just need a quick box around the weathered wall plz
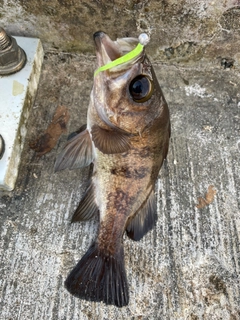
[1,0,240,65]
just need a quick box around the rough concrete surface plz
[0,50,240,319]
[0,0,240,319]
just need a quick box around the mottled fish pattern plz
[55,31,170,307]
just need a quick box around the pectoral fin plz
[91,124,131,154]
[126,189,157,241]
[54,128,94,172]
[67,124,87,140]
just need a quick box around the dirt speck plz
[196,185,217,209]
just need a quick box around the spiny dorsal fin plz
[65,242,129,307]
[126,189,157,241]
[91,124,131,154]
[54,128,93,172]
[71,182,99,222]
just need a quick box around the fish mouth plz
[93,31,140,71]
[94,31,121,66]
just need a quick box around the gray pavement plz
[0,52,240,319]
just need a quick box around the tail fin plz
[64,242,129,307]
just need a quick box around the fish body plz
[55,32,170,307]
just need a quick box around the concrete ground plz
[0,51,240,319]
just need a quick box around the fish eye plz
[129,75,153,103]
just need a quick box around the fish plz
[54,31,170,307]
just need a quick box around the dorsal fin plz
[54,128,94,172]
[126,189,157,241]
[91,124,131,154]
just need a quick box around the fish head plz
[93,31,167,135]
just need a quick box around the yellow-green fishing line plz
[94,42,144,77]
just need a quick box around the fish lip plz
[93,31,122,67]
[93,31,106,50]
[93,31,104,40]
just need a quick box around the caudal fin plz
[64,242,129,307]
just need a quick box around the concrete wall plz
[1,0,240,65]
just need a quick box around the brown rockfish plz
[54,31,170,307]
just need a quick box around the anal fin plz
[126,189,157,241]
[71,182,99,222]
[91,124,131,154]
[54,128,93,172]
[65,242,129,307]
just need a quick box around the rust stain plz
[29,105,69,156]
[196,185,217,209]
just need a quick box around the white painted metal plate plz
[0,37,43,191]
